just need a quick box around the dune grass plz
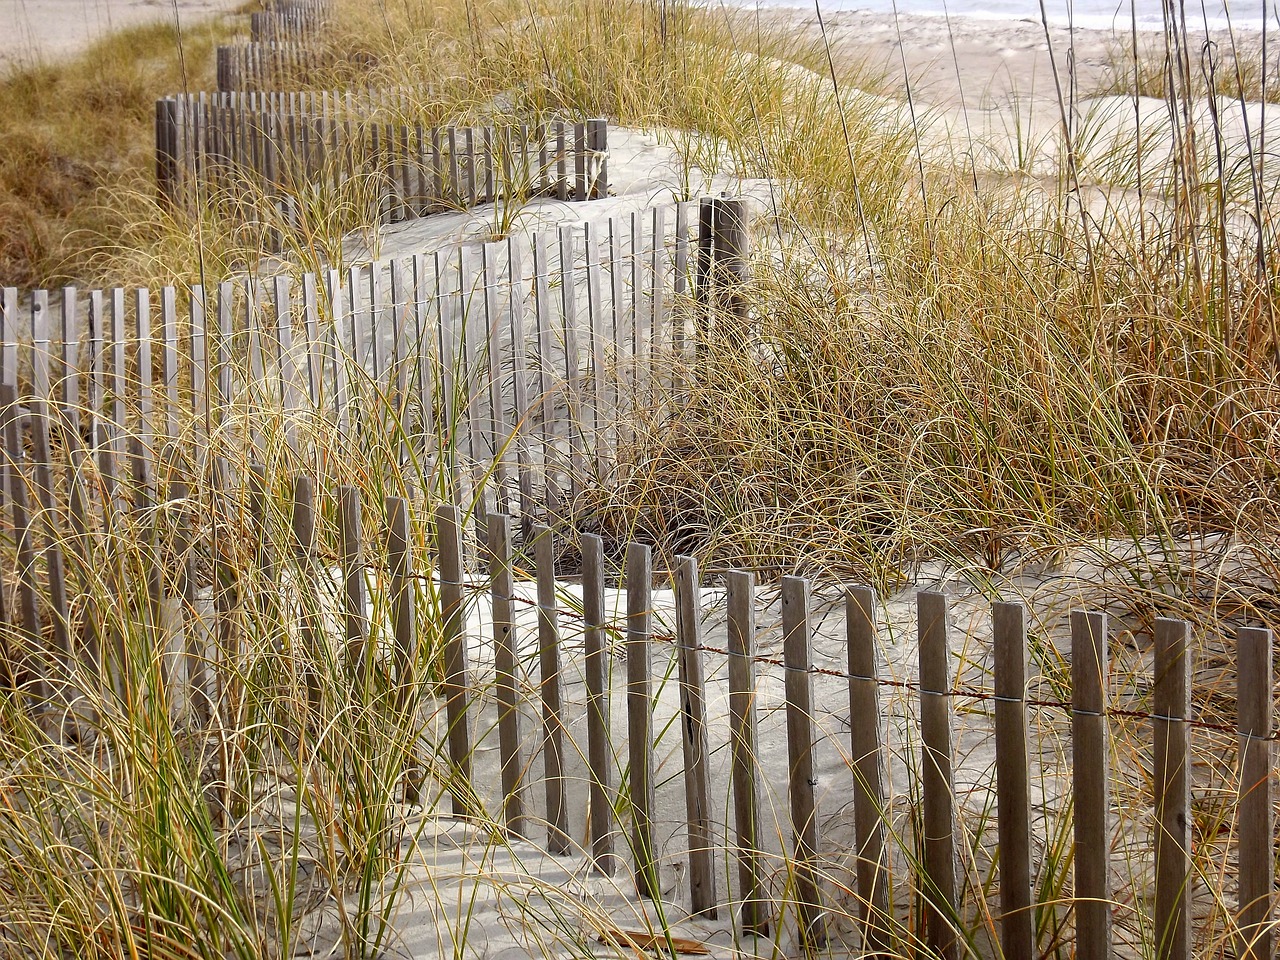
[1,0,1279,956]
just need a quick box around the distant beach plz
[0,0,242,73]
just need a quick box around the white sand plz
[0,0,242,73]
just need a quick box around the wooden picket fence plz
[0,192,1275,959]
[250,0,328,42]
[154,91,609,246]
[415,515,1276,960]
[0,196,745,534]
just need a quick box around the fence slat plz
[582,533,618,874]
[674,554,716,917]
[918,590,958,960]
[626,541,658,899]
[386,495,420,802]
[1153,618,1190,960]
[534,523,570,854]
[727,570,767,935]
[435,502,473,817]
[846,586,891,955]
[992,601,1033,960]
[782,576,825,949]
[1236,625,1273,960]
[1072,609,1113,960]
[488,512,525,837]
[290,475,323,716]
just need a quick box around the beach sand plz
[0,0,243,73]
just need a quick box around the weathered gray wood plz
[782,576,825,949]
[161,286,180,442]
[726,570,767,934]
[711,196,750,323]
[247,463,279,627]
[846,586,891,956]
[27,398,73,698]
[1072,609,1113,960]
[534,523,570,854]
[435,502,474,817]
[1153,618,1190,960]
[386,495,421,803]
[626,541,658,899]
[488,512,525,837]
[338,485,370,692]
[1236,626,1273,960]
[918,590,958,960]
[273,275,299,455]
[533,232,557,514]
[584,222,608,478]
[587,118,607,198]
[674,555,716,917]
[0,287,14,388]
[505,242,534,538]
[558,226,584,494]
[290,475,322,716]
[992,601,1034,960]
[582,533,618,874]
[2,383,49,708]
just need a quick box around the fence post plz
[290,475,323,716]
[386,495,421,804]
[534,523,570,854]
[435,502,474,817]
[1153,618,1191,960]
[992,601,1034,960]
[727,569,768,935]
[587,118,607,199]
[918,590,958,960]
[156,98,179,207]
[627,541,658,899]
[582,533,619,874]
[711,196,749,324]
[782,575,825,949]
[1236,626,1273,960]
[488,512,526,837]
[338,486,370,692]
[846,586,891,955]
[1072,610,1112,960]
[674,555,717,917]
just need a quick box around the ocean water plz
[755,0,1272,32]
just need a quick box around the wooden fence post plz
[386,495,422,804]
[782,575,826,950]
[1072,609,1113,960]
[674,554,716,917]
[727,569,768,935]
[435,502,474,818]
[992,601,1034,960]
[488,512,525,837]
[846,586,891,955]
[1153,618,1191,960]
[582,533,619,874]
[586,118,608,199]
[338,486,371,693]
[1236,626,1273,960]
[710,196,749,324]
[627,541,658,899]
[534,523,570,853]
[290,475,323,716]
[918,590,958,960]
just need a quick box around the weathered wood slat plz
[1153,618,1190,960]
[626,541,657,899]
[846,586,891,956]
[918,590,958,960]
[674,555,716,917]
[992,601,1034,960]
[726,570,767,934]
[582,533,618,875]
[534,523,570,854]
[1072,609,1113,960]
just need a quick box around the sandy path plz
[1,0,243,73]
